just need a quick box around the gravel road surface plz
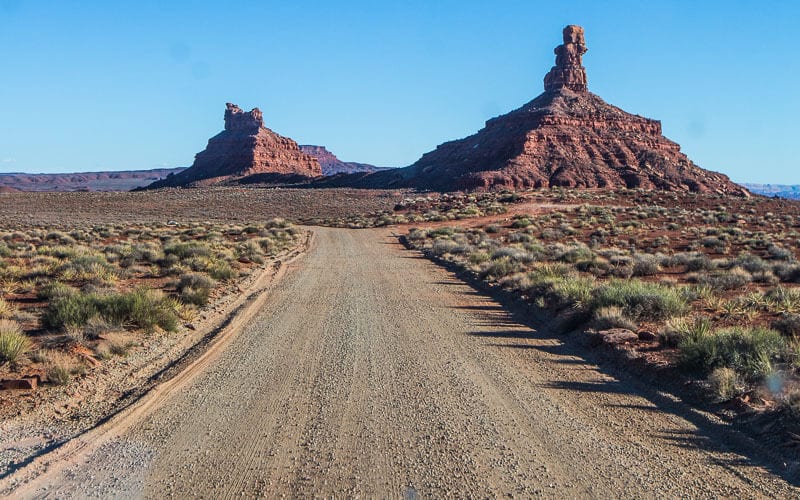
[8,228,797,498]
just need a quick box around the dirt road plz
[6,228,797,497]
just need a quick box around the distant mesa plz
[299,145,389,176]
[0,168,185,192]
[142,103,322,189]
[351,25,748,195]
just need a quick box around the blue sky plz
[0,1,797,183]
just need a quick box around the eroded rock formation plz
[544,25,589,92]
[354,25,747,195]
[144,103,321,188]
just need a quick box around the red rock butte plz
[356,25,748,195]
[144,103,321,188]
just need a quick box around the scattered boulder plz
[592,328,640,347]
[637,330,659,342]
[1,377,38,390]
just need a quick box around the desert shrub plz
[507,232,531,243]
[735,254,771,274]
[556,245,595,264]
[700,236,727,253]
[83,316,112,340]
[491,246,533,263]
[42,293,99,329]
[58,255,117,283]
[772,314,800,338]
[0,297,14,319]
[177,273,216,306]
[265,218,290,229]
[37,281,76,300]
[511,218,532,229]
[767,244,794,261]
[593,306,637,331]
[428,227,455,238]
[485,224,501,234]
[406,228,427,241]
[431,238,461,256]
[774,263,800,283]
[0,320,30,363]
[632,253,661,277]
[685,254,713,272]
[550,276,595,310]
[707,367,742,401]
[237,240,264,264]
[591,280,688,321]
[751,270,779,285]
[209,261,236,281]
[164,242,212,260]
[104,332,136,356]
[467,251,490,265]
[46,352,75,386]
[679,326,787,381]
[479,257,522,280]
[43,289,179,332]
[696,267,752,291]
[102,289,179,332]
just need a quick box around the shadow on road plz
[438,261,800,487]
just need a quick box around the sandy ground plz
[2,228,797,497]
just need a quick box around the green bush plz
[209,261,236,281]
[679,326,787,381]
[164,242,212,260]
[43,289,179,332]
[177,273,216,306]
[43,292,99,329]
[590,280,688,321]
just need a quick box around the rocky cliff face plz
[144,103,321,189]
[299,145,387,175]
[354,26,747,196]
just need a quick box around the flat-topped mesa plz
[224,103,264,132]
[544,25,588,92]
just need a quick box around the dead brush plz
[45,351,76,385]
[101,332,136,357]
[0,297,16,319]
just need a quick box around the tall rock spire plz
[543,25,588,92]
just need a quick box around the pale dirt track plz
[7,228,798,498]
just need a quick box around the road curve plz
[10,228,797,498]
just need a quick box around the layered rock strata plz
[353,26,746,195]
[144,103,320,188]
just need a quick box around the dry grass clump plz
[0,320,30,363]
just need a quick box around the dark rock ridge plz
[350,25,747,195]
[299,145,388,175]
[0,168,185,192]
[143,103,321,189]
